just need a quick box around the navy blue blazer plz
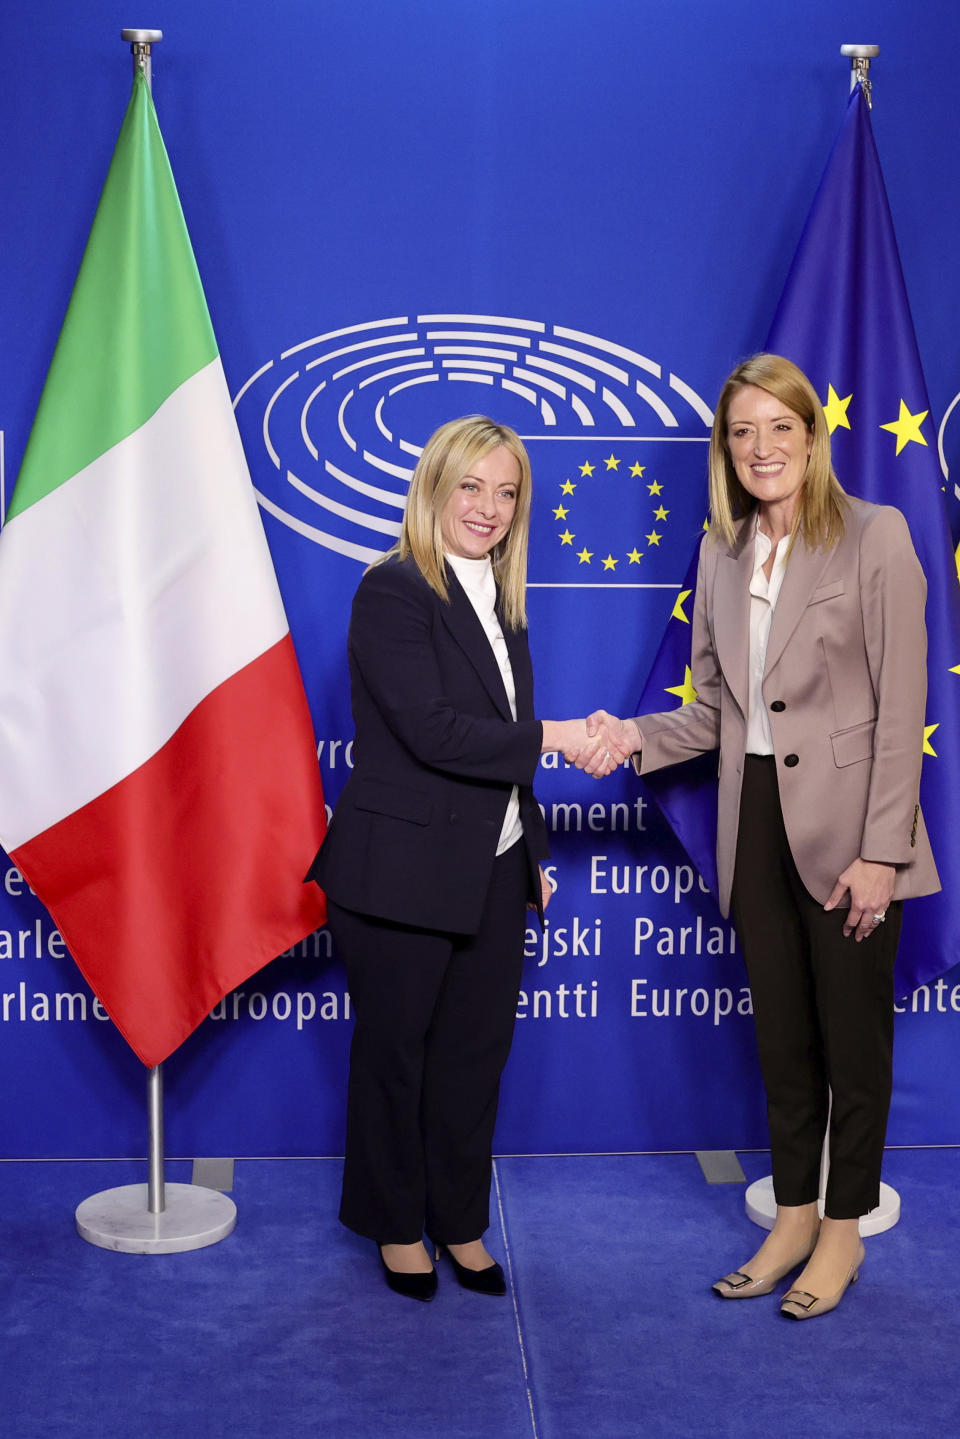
[308,554,549,934]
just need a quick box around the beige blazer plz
[635,497,940,917]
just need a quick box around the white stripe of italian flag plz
[0,73,326,1066]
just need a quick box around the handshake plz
[541,711,641,779]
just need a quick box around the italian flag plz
[0,73,327,1067]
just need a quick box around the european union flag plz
[526,441,706,586]
[637,83,960,995]
[634,541,720,896]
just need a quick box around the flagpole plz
[742,41,901,1243]
[840,43,879,104]
[121,27,163,85]
[147,1061,164,1215]
[75,28,237,1253]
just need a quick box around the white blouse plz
[745,518,790,755]
[445,553,524,855]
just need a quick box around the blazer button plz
[784,754,799,767]
[448,811,459,823]
[770,700,786,713]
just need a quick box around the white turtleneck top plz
[445,552,523,855]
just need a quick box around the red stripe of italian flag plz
[0,73,326,1066]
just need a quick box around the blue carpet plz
[1,1152,958,1437]
[499,1149,960,1439]
[0,1159,532,1438]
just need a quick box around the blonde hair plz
[708,353,848,551]
[379,415,532,629]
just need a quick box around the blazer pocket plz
[808,577,845,605]
[353,778,432,825]
[830,718,875,768]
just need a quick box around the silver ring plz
[604,749,611,762]
[873,911,886,924]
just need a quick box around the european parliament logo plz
[939,383,960,508]
[232,313,713,584]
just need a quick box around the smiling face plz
[726,384,813,530]
[439,444,520,560]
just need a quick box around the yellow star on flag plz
[560,479,576,495]
[577,546,593,564]
[630,462,645,477]
[604,455,620,471]
[880,400,929,456]
[671,588,692,623]
[553,504,569,521]
[653,505,669,521]
[647,480,663,496]
[602,554,618,571]
[823,384,853,434]
[665,666,698,706]
[559,529,574,546]
[950,662,960,676]
[627,548,643,564]
[645,530,662,547]
[579,461,595,477]
[923,723,939,757]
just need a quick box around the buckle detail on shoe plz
[782,1289,817,1311]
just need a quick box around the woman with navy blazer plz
[585,356,939,1320]
[308,415,595,1301]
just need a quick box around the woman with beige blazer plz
[584,354,939,1321]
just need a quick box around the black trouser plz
[730,755,902,1220]
[327,840,529,1245]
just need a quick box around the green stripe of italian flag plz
[0,73,326,1066]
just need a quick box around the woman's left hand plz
[528,865,553,913]
[824,858,896,942]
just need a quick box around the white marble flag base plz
[76,1182,237,1254]
[744,1175,900,1237]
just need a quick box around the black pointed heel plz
[378,1246,438,1302]
[434,1243,507,1296]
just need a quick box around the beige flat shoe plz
[780,1240,865,1320]
[712,1240,817,1299]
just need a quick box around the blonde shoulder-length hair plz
[375,414,533,630]
[708,353,848,551]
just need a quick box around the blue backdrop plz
[1,0,958,1159]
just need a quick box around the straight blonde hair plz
[708,354,848,551]
[378,415,532,629]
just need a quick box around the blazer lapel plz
[712,519,753,717]
[440,569,514,721]
[763,535,834,678]
[502,611,534,721]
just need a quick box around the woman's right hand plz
[541,714,640,777]
[579,711,641,776]
[540,718,589,760]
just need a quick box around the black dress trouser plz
[327,839,530,1245]
[731,755,902,1219]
